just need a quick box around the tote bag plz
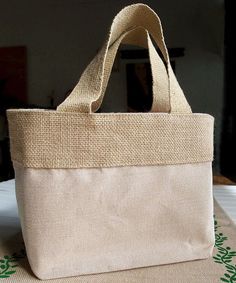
[7,3,215,280]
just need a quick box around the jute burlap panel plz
[7,110,214,169]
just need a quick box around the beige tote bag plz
[7,3,215,280]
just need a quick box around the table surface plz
[0,180,236,241]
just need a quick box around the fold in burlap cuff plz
[7,109,214,169]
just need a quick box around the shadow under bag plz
[7,3,215,280]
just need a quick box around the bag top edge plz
[6,109,214,120]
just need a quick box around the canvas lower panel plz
[14,162,214,280]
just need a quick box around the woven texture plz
[56,4,191,114]
[7,110,214,169]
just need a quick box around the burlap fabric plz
[7,111,213,168]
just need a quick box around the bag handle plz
[93,26,171,113]
[57,4,191,113]
[57,25,171,113]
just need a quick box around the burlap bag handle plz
[57,3,192,114]
[96,26,170,113]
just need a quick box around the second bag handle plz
[94,26,171,113]
[57,3,191,114]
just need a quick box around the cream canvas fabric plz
[7,3,214,280]
[2,200,234,283]
[13,162,214,280]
